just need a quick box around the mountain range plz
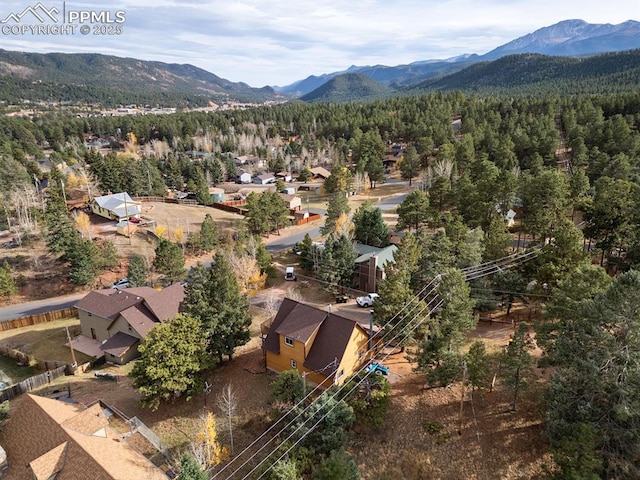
[278,19,640,96]
[0,19,637,107]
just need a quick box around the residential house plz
[276,172,293,183]
[0,394,167,480]
[73,284,185,364]
[279,194,302,211]
[91,193,142,222]
[264,299,379,387]
[353,243,398,293]
[237,172,252,184]
[310,167,331,180]
[253,173,276,185]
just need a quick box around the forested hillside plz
[0,49,283,106]
[1,90,640,477]
[414,49,640,95]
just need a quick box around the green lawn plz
[0,355,38,383]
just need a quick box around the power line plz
[213,249,541,479]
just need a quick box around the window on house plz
[291,359,297,368]
[284,337,294,347]
[336,369,344,379]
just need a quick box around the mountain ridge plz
[278,19,640,96]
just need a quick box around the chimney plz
[368,255,378,292]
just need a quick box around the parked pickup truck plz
[365,362,389,376]
[356,293,379,307]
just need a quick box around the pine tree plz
[501,322,535,411]
[396,190,431,232]
[179,452,207,480]
[153,238,186,282]
[332,234,357,289]
[127,254,147,287]
[321,193,350,236]
[184,253,251,362]
[352,201,389,247]
[199,213,219,251]
[0,261,17,299]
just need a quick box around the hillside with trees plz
[1,83,640,477]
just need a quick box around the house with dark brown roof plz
[263,299,379,387]
[0,394,167,480]
[73,284,185,364]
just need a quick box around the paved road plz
[264,192,410,253]
[0,292,86,322]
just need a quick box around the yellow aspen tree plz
[75,211,93,238]
[195,412,228,467]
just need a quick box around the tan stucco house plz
[263,299,380,387]
[73,284,184,364]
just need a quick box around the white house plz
[253,173,276,185]
[91,193,142,222]
[238,172,252,184]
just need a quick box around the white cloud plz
[0,0,637,85]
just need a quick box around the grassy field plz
[0,318,93,365]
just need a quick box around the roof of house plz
[310,167,331,178]
[93,193,141,217]
[278,194,301,204]
[74,284,185,336]
[353,244,398,270]
[256,173,275,180]
[265,299,368,378]
[0,394,167,480]
[265,300,327,351]
[99,331,139,357]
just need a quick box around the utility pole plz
[65,326,78,369]
[458,360,467,436]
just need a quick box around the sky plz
[0,0,638,87]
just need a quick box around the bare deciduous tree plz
[216,383,238,454]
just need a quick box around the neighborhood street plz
[0,292,86,322]
[0,188,411,321]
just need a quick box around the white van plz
[285,267,297,281]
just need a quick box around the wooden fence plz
[134,196,198,206]
[0,345,69,372]
[0,365,67,402]
[0,307,77,332]
[212,200,248,215]
[293,213,322,226]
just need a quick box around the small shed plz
[238,172,252,184]
[116,220,137,237]
[209,187,225,203]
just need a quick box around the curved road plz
[0,189,411,320]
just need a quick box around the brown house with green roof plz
[73,284,184,365]
[0,394,167,479]
[263,299,379,387]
